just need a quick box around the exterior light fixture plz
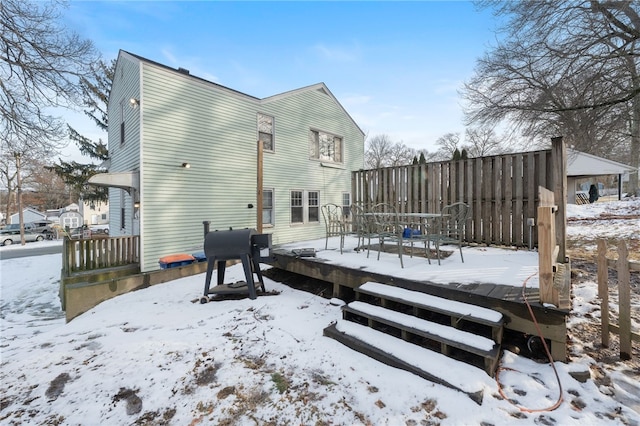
[134,201,141,208]
[181,162,191,168]
[129,98,140,109]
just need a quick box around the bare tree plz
[365,134,395,168]
[431,132,461,161]
[23,161,71,210]
[463,0,640,192]
[1,0,98,241]
[463,126,511,157]
[365,134,418,168]
[387,141,415,166]
[1,0,98,144]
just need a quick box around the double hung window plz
[291,190,319,224]
[262,189,274,226]
[258,113,274,151]
[309,129,342,163]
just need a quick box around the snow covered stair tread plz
[358,281,504,325]
[325,319,487,404]
[345,301,497,353]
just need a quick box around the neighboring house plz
[567,149,638,204]
[90,50,365,272]
[81,200,109,226]
[9,208,46,225]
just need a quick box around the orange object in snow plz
[158,253,196,269]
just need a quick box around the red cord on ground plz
[494,270,564,413]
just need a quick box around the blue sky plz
[60,1,499,161]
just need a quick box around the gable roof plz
[116,50,364,136]
[567,149,637,178]
[262,83,365,137]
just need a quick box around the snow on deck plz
[334,319,490,394]
[359,281,504,324]
[348,301,496,352]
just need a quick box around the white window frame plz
[309,129,343,164]
[120,99,126,146]
[290,190,320,224]
[258,113,274,152]
[342,192,351,218]
[262,188,274,227]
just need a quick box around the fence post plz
[550,137,567,262]
[537,205,556,305]
[597,239,609,348]
[617,240,631,360]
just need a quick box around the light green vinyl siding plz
[260,87,364,245]
[111,53,363,271]
[139,64,259,271]
[108,54,141,235]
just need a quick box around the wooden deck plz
[269,246,571,361]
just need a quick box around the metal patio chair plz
[427,202,471,265]
[349,203,373,253]
[321,203,346,254]
[370,203,404,268]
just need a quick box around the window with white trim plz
[308,191,319,222]
[262,189,274,226]
[342,193,351,218]
[290,190,320,224]
[120,100,125,145]
[309,129,342,163]
[258,113,274,151]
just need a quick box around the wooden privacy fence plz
[597,239,639,360]
[62,235,140,275]
[352,138,567,251]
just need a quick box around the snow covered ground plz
[1,198,639,425]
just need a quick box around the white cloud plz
[313,43,360,62]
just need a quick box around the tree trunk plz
[630,89,640,196]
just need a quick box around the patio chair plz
[350,203,373,253]
[371,203,404,268]
[427,202,471,265]
[321,203,346,254]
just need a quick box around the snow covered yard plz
[0,198,639,425]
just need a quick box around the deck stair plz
[323,281,506,402]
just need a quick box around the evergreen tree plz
[48,59,114,204]
[452,148,461,161]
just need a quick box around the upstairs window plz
[258,113,274,151]
[120,100,125,145]
[309,129,343,164]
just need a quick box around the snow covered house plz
[90,50,365,272]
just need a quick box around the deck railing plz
[62,235,140,276]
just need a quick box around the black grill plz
[201,228,272,302]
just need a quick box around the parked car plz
[1,221,54,235]
[29,220,55,234]
[1,230,46,246]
